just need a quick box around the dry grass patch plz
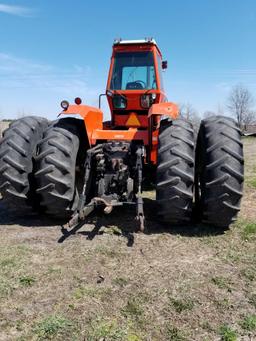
[0,136,256,340]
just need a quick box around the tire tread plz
[0,116,48,206]
[156,118,195,224]
[196,115,244,227]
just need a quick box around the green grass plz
[19,275,36,287]
[93,245,123,258]
[0,257,17,268]
[248,294,256,308]
[113,277,129,287]
[201,321,214,332]
[86,318,137,341]
[211,276,233,291]
[0,246,32,282]
[214,298,230,310]
[239,314,256,332]
[73,285,112,300]
[33,315,75,340]
[168,297,194,313]
[219,325,237,341]
[104,225,122,235]
[241,222,256,241]
[121,297,144,320]
[240,267,256,281]
[120,293,152,332]
[234,219,256,241]
[247,177,256,188]
[0,278,14,298]
[224,250,241,262]
[127,335,142,341]
[85,317,144,341]
[46,266,62,275]
[166,325,187,341]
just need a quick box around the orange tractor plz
[0,39,244,231]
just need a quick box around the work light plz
[60,100,69,110]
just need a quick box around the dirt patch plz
[0,138,255,340]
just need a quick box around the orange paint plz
[91,128,148,145]
[60,104,103,144]
[148,102,179,119]
[58,40,179,165]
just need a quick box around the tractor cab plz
[106,39,168,128]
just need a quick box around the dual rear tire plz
[35,118,88,217]
[195,116,244,227]
[0,116,48,207]
[156,118,195,224]
[156,116,244,228]
[0,116,86,218]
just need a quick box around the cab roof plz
[112,38,162,57]
[113,38,157,46]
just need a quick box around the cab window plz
[110,52,157,90]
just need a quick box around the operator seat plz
[126,81,144,90]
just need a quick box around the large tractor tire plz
[195,116,244,227]
[0,116,48,206]
[156,118,195,224]
[35,118,87,217]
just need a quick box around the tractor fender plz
[148,102,179,120]
[60,104,103,146]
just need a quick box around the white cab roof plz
[113,38,157,46]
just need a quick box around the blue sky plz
[0,0,255,120]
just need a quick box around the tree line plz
[179,84,256,131]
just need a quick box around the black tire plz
[0,116,48,206]
[195,116,244,227]
[35,118,87,217]
[156,118,195,224]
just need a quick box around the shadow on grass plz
[0,198,227,246]
[57,198,227,245]
[0,201,67,227]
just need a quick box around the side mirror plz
[99,93,107,108]
[162,60,168,70]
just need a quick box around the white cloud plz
[0,53,52,75]
[0,4,33,17]
[0,52,106,119]
[0,53,93,93]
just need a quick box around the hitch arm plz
[65,145,102,230]
[136,146,145,232]
[64,200,96,230]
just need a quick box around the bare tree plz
[243,111,256,127]
[179,102,201,132]
[227,84,255,128]
[179,103,194,120]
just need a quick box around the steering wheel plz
[134,80,146,89]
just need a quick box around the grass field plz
[0,136,255,341]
